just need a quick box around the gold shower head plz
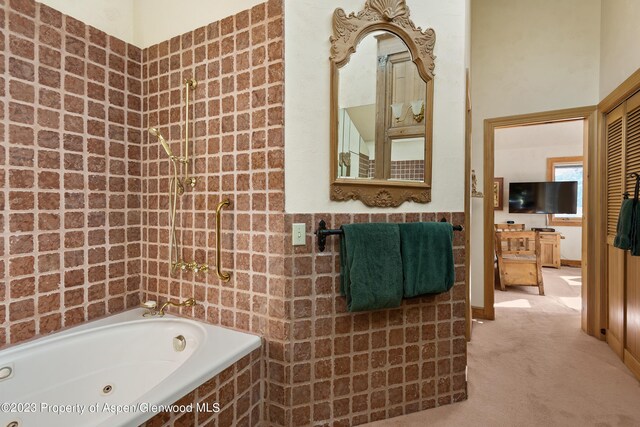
[148,127,173,158]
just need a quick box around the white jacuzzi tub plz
[0,308,262,427]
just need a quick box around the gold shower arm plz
[215,199,231,282]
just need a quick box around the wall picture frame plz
[493,177,504,210]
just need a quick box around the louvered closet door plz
[606,103,625,358]
[624,91,640,378]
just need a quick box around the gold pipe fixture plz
[158,298,196,317]
[184,78,197,189]
[141,298,196,317]
[173,260,209,273]
[149,77,201,276]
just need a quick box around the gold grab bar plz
[215,199,231,282]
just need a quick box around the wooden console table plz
[539,232,562,268]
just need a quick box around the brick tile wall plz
[0,0,142,347]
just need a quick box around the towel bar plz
[314,218,464,252]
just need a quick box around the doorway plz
[494,121,584,311]
[480,106,601,335]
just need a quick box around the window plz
[547,156,583,226]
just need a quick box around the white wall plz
[132,0,265,48]
[494,121,584,260]
[40,0,265,48]
[284,0,469,213]
[391,138,424,161]
[38,0,136,44]
[599,0,640,99]
[470,0,601,307]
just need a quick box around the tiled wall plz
[274,212,468,426]
[140,0,285,334]
[139,0,286,342]
[0,0,142,346]
[390,160,425,181]
[139,1,285,425]
[368,159,425,181]
[141,347,262,427]
[358,153,369,178]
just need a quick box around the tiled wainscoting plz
[270,212,468,426]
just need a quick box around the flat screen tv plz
[508,181,578,214]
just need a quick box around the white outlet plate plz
[292,223,306,246]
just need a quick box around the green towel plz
[614,199,633,250]
[399,222,455,297]
[615,199,640,255]
[339,223,403,312]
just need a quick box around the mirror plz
[337,32,426,182]
[330,0,435,207]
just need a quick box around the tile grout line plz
[2,0,9,345]
[33,0,43,336]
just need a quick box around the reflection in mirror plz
[329,0,435,207]
[337,109,372,178]
[337,31,426,182]
[390,137,424,181]
[337,30,378,180]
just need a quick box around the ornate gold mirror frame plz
[330,0,436,207]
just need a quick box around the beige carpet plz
[369,267,640,427]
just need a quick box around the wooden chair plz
[495,231,545,295]
[493,224,525,284]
